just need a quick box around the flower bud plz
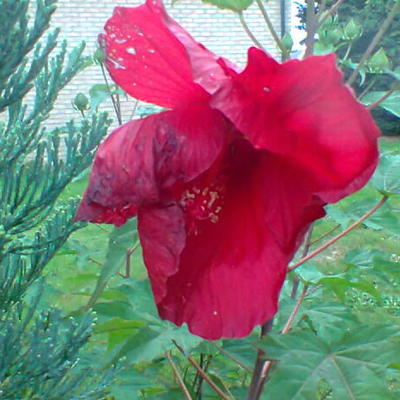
[367,48,391,73]
[281,33,293,52]
[344,19,363,40]
[93,48,106,64]
[74,93,89,112]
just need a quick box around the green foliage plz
[372,153,400,195]
[261,325,400,400]
[201,0,253,12]
[362,91,400,118]
[0,0,112,397]
[297,0,400,135]
[173,0,253,12]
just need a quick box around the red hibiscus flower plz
[75,0,380,340]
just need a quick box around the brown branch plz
[291,224,314,299]
[309,224,341,246]
[288,195,388,272]
[95,224,111,233]
[367,85,400,111]
[172,341,232,400]
[347,0,400,86]
[89,257,103,266]
[304,0,317,57]
[166,351,193,400]
[317,0,344,27]
[247,283,311,400]
[212,343,252,372]
[246,320,273,400]
[282,285,309,334]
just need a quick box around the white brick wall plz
[39,0,290,128]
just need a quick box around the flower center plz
[179,183,225,234]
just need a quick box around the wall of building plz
[36,0,290,128]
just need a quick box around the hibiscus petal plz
[212,48,380,202]
[139,139,325,339]
[75,104,232,226]
[101,1,207,107]
[150,0,236,94]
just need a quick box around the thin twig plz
[317,0,344,28]
[347,0,400,86]
[288,195,388,272]
[125,241,140,278]
[358,76,379,100]
[166,351,194,400]
[95,224,111,233]
[172,341,232,400]
[309,224,341,246]
[89,257,103,267]
[367,84,400,110]
[255,0,287,56]
[291,225,314,299]
[282,285,309,334]
[238,11,266,50]
[129,99,140,120]
[100,62,122,125]
[212,343,252,372]
[254,285,310,393]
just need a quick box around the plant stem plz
[125,241,140,278]
[166,351,194,400]
[89,257,103,266]
[172,341,232,400]
[317,0,344,27]
[282,285,308,334]
[367,83,400,110]
[238,11,266,50]
[255,0,287,56]
[358,76,379,100]
[246,319,273,400]
[251,284,310,396]
[100,62,122,125]
[212,343,252,372]
[309,224,340,246]
[288,195,388,272]
[291,225,314,299]
[347,0,400,86]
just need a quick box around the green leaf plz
[295,263,326,285]
[202,0,253,12]
[319,276,381,301]
[261,325,400,400]
[361,91,400,118]
[301,302,358,339]
[89,83,125,111]
[110,322,202,364]
[85,219,138,309]
[94,317,145,334]
[366,48,391,73]
[221,337,257,370]
[325,204,353,228]
[371,154,400,195]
